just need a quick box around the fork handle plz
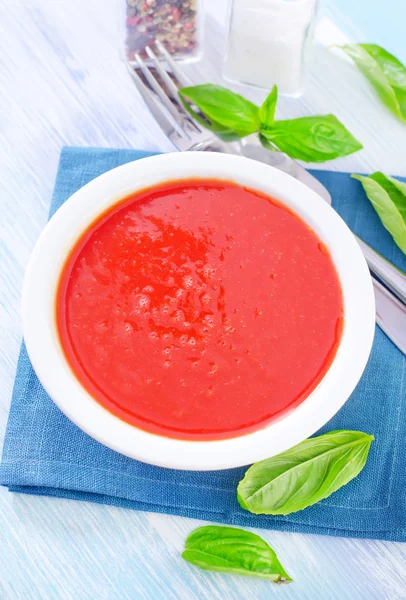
[356,236,406,306]
[373,275,406,355]
[189,139,244,155]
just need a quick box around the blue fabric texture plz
[1,147,405,541]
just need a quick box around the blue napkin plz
[1,147,406,541]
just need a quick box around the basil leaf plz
[259,85,278,130]
[337,44,406,122]
[182,526,292,582]
[179,84,260,137]
[180,97,241,142]
[360,45,406,91]
[352,173,406,253]
[237,430,374,515]
[385,175,406,215]
[368,172,406,221]
[260,115,362,162]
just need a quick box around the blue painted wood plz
[1,1,406,599]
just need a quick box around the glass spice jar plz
[223,0,318,97]
[125,0,203,62]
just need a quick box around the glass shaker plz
[223,0,318,96]
[125,0,203,63]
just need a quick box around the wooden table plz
[1,1,406,598]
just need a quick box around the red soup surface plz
[57,179,343,440]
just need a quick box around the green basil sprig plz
[335,44,406,123]
[237,430,374,516]
[179,84,362,163]
[352,172,406,254]
[182,526,292,583]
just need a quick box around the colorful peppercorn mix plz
[126,0,201,61]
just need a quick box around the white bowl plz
[22,152,375,471]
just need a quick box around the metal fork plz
[126,41,229,153]
[126,43,406,309]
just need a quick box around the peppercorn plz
[125,0,200,60]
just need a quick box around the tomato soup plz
[57,180,343,440]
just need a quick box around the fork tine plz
[154,41,214,131]
[134,53,191,139]
[145,46,181,101]
[155,40,193,88]
[145,46,202,134]
[125,62,175,138]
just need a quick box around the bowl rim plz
[22,152,375,471]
